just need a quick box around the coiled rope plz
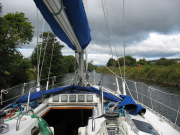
[31,115,53,135]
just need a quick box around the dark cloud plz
[88,0,180,46]
[1,0,180,62]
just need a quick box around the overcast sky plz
[1,0,180,65]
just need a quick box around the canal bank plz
[96,65,180,87]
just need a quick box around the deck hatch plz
[132,119,159,135]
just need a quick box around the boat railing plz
[0,72,75,108]
[1,72,180,128]
[89,73,180,128]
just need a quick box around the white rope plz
[40,26,50,80]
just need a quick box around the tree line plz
[106,56,177,67]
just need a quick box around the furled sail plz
[34,0,91,51]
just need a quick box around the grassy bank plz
[96,64,180,85]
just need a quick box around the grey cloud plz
[88,0,180,46]
[1,0,180,60]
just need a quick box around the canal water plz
[1,72,180,126]
[90,72,180,126]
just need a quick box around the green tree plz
[115,57,130,67]
[155,58,176,66]
[9,52,31,85]
[125,55,136,66]
[0,5,34,89]
[63,55,76,73]
[106,58,116,67]
[31,32,66,79]
[137,58,147,65]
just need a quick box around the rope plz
[105,102,126,116]
[31,115,53,135]
[4,107,52,135]
[49,0,63,16]
[5,108,21,122]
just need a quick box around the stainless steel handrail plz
[16,109,34,131]
[92,109,95,132]
[27,86,43,110]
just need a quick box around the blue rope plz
[105,103,115,113]
[114,106,126,116]
[13,105,23,114]
[169,94,175,122]
[105,102,126,116]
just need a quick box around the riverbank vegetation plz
[96,56,180,85]
[0,4,34,89]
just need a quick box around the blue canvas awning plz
[33,0,91,50]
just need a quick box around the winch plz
[0,110,9,134]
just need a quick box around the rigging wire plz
[101,0,114,68]
[40,26,50,80]
[94,53,123,80]
[36,8,39,86]
[123,0,126,81]
[103,0,123,80]
[47,37,55,82]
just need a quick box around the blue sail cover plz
[6,85,146,115]
[33,0,91,50]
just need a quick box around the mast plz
[76,0,88,87]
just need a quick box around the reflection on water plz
[1,72,180,126]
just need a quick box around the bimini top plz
[34,0,91,50]
[7,85,146,115]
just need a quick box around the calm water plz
[1,72,180,126]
